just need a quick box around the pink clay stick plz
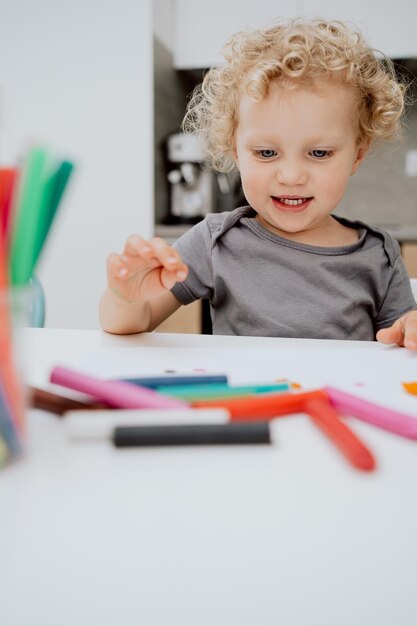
[325,386,417,440]
[50,365,189,410]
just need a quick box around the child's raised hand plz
[376,310,417,350]
[106,235,188,303]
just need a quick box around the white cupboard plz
[173,0,299,69]
[301,0,417,59]
[173,0,417,68]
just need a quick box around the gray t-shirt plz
[171,206,416,340]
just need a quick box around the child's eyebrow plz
[245,136,343,147]
[306,142,339,148]
[242,126,345,142]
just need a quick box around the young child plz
[100,18,417,348]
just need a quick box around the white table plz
[1,329,417,626]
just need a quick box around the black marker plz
[113,422,271,447]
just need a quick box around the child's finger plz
[123,235,183,272]
[160,265,188,290]
[148,237,184,269]
[376,319,405,346]
[377,313,417,349]
[107,253,128,279]
[403,316,417,350]
[124,234,153,259]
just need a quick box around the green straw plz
[9,147,49,285]
[31,159,74,269]
[9,148,74,284]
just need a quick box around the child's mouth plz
[272,196,313,212]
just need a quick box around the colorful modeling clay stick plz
[402,382,417,396]
[304,395,376,472]
[192,389,327,420]
[0,383,23,457]
[156,382,291,400]
[325,386,417,440]
[121,374,228,388]
[0,433,8,467]
[50,366,189,410]
[113,422,271,448]
[0,234,26,434]
[29,386,108,416]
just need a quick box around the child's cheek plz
[240,170,261,198]
[317,164,351,198]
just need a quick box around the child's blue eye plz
[310,149,329,159]
[257,149,277,159]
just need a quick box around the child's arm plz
[99,235,188,335]
[376,310,417,350]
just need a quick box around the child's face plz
[234,81,369,243]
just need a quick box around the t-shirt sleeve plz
[375,255,417,330]
[170,219,214,305]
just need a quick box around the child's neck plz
[255,215,359,247]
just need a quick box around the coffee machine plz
[164,132,246,224]
[164,132,215,224]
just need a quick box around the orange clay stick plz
[192,389,326,420]
[304,395,376,472]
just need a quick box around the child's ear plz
[351,137,371,175]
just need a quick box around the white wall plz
[0,0,154,329]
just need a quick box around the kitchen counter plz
[374,225,417,243]
[154,223,190,243]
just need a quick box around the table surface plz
[2,328,417,626]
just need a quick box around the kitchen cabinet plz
[402,244,417,279]
[301,0,417,59]
[173,0,298,69]
[155,300,202,334]
[173,0,417,69]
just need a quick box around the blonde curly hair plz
[182,18,408,172]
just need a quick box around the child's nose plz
[276,160,307,186]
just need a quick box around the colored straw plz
[0,167,19,247]
[31,159,74,268]
[9,147,50,284]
